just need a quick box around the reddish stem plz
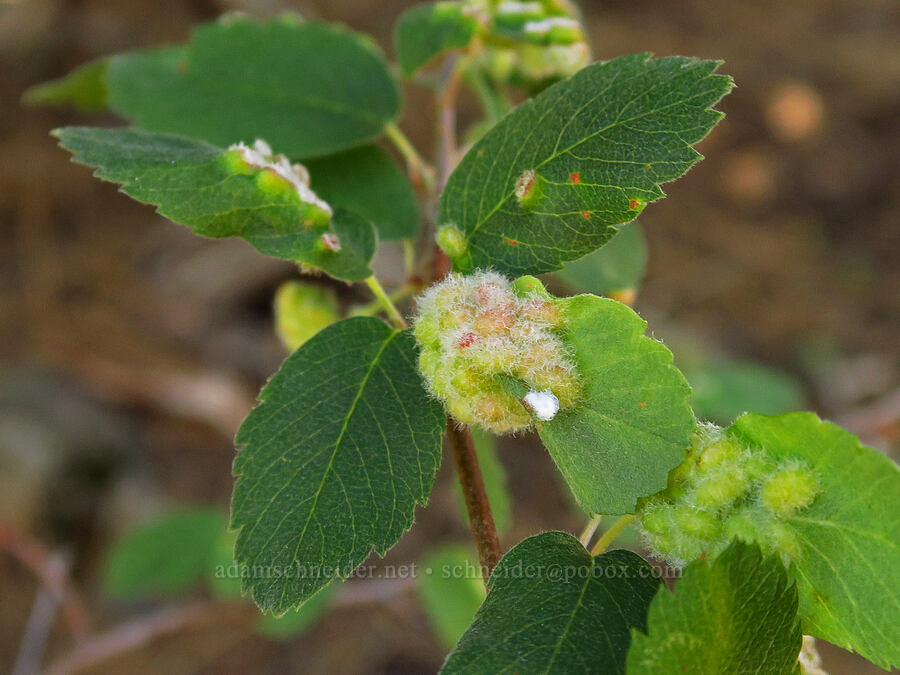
[445,420,502,579]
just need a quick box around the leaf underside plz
[729,412,900,669]
[440,53,733,277]
[232,317,444,614]
[539,294,695,514]
[53,126,375,281]
[442,532,660,674]
[627,541,802,675]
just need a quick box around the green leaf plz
[728,412,900,669]
[686,360,805,425]
[305,145,419,241]
[107,16,400,158]
[394,2,480,77]
[104,508,225,599]
[232,317,445,614]
[418,544,486,649]
[256,582,337,639]
[626,541,802,675]
[53,127,375,281]
[441,532,660,674]
[23,58,110,112]
[539,294,695,514]
[554,222,647,295]
[439,53,732,276]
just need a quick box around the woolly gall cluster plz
[638,424,821,567]
[413,271,580,433]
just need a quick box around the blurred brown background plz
[1,0,898,673]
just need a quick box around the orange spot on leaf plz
[581,211,591,219]
[569,172,581,184]
[639,401,646,408]
[629,199,640,210]
[504,237,519,246]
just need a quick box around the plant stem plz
[445,420,502,579]
[402,239,417,278]
[579,514,603,548]
[353,281,419,318]
[432,54,467,282]
[364,276,408,330]
[436,55,465,191]
[590,514,636,556]
[385,122,435,194]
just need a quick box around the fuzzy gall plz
[412,271,580,433]
[636,424,821,567]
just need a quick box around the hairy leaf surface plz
[439,54,732,276]
[232,318,444,613]
[441,532,660,674]
[729,412,900,669]
[540,295,695,514]
[54,127,375,281]
[627,542,802,674]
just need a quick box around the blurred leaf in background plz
[553,222,647,298]
[418,544,485,649]
[687,360,805,424]
[104,507,224,599]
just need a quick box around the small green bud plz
[639,507,673,535]
[511,275,551,299]
[693,467,750,509]
[767,520,802,562]
[742,451,774,483]
[760,464,821,518]
[696,438,742,471]
[723,506,767,545]
[436,223,469,260]
[673,506,721,540]
[274,281,339,351]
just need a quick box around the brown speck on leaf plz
[569,172,581,184]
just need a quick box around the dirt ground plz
[1,0,897,673]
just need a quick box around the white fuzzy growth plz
[524,390,559,421]
[523,17,581,35]
[496,1,543,16]
[514,169,535,202]
[252,139,273,156]
[229,139,332,216]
